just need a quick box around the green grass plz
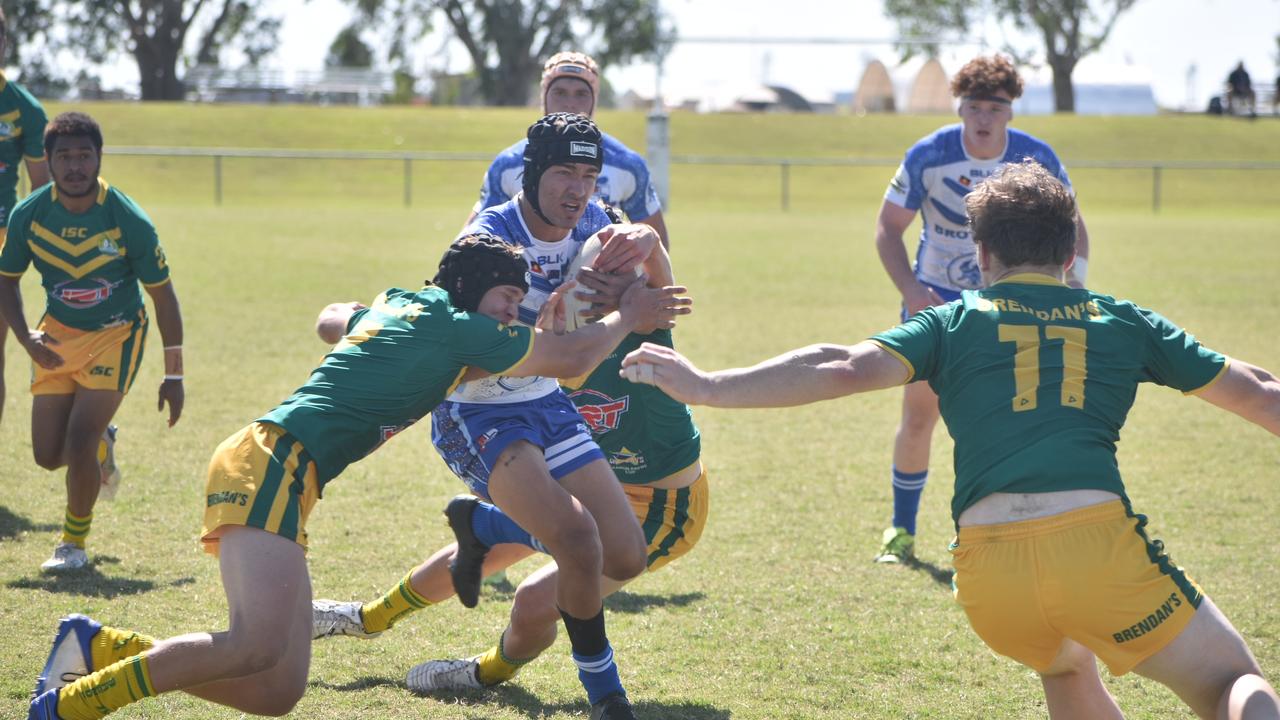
[1,105,1278,719]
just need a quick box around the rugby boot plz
[590,692,638,720]
[874,526,915,564]
[444,494,490,608]
[36,614,101,694]
[312,599,382,640]
[406,656,486,692]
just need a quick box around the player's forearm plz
[697,342,903,408]
[0,277,32,338]
[642,240,675,287]
[875,228,921,298]
[560,311,632,374]
[148,283,185,375]
[1199,359,1280,437]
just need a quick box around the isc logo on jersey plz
[571,388,629,435]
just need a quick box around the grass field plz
[1,104,1278,719]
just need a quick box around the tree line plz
[2,0,1138,111]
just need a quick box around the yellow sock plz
[476,631,536,686]
[61,509,92,548]
[56,655,155,720]
[90,626,155,673]
[360,571,432,633]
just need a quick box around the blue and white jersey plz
[472,132,662,222]
[885,124,1072,292]
[447,198,613,404]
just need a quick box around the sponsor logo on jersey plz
[932,223,971,240]
[476,428,499,452]
[380,420,415,442]
[207,491,250,507]
[570,141,598,159]
[1112,592,1183,644]
[946,255,982,289]
[53,278,118,309]
[571,387,629,434]
[89,365,114,377]
[970,167,996,179]
[609,447,646,469]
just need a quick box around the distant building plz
[732,85,814,113]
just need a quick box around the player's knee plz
[63,429,101,463]
[228,630,291,677]
[32,445,64,470]
[239,683,305,717]
[602,541,647,582]
[1218,673,1280,719]
[545,521,603,575]
[510,583,561,633]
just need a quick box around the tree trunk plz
[1050,62,1075,112]
[135,40,187,100]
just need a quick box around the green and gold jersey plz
[564,329,701,484]
[0,178,170,330]
[259,286,535,487]
[870,274,1228,522]
[0,72,47,226]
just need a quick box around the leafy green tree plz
[884,0,1137,112]
[343,0,662,106]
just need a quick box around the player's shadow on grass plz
[0,506,58,540]
[606,590,705,613]
[7,557,195,598]
[312,677,730,720]
[902,556,954,589]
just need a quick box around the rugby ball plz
[560,235,642,332]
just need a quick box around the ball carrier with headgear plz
[465,51,668,247]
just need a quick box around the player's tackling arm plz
[508,278,690,380]
[1195,358,1280,436]
[620,340,910,408]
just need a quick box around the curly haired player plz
[872,54,1092,564]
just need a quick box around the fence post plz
[214,155,222,206]
[781,161,790,212]
[404,157,412,208]
[1152,165,1161,213]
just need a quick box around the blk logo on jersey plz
[571,388,629,435]
[54,278,118,309]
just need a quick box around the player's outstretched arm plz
[619,340,910,408]
[316,302,366,344]
[1195,358,1280,436]
[511,278,691,379]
